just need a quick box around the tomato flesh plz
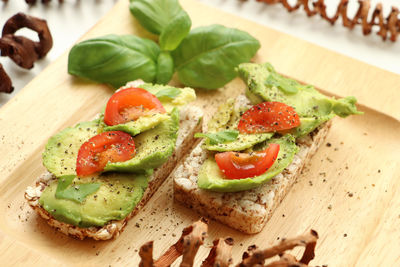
[238,102,300,134]
[104,87,165,126]
[215,143,280,179]
[76,131,136,176]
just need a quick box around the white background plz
[0,0,399,106]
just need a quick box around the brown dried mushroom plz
[0,34,38,69]
[139,218,208,267]
[139,219,320,267]
[237,230,318,266]
[256,0,400,42]
[202,237,234,267]
[0,64,13,93]
[2,12,53,59]
[0,12,52,93]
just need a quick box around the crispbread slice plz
[173,109,331,234]
[25,106,203,240]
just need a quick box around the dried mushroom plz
[0,64,13,93]
[139,219,321,267]
[255,0,400,42]
[0,34,38,69]
[238,230,319,266]
[0,12,52,94]
[2,12,53,59]
[202,237,234,267]
[139,218,208,267]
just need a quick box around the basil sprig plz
[68,0,261,90]
[195,130,239,145]
[55,175,101,203]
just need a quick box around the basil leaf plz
[195,130,239,145]
[159,12,191,51]
[265,73,299,94]
[56,175,75,192]
[172,24,260,90]
[130,0,184,34]
[155,87,181,99]
[156,51,174,84]
[130,0,191,51]
[55,175,101,203]
[68,34,160,88]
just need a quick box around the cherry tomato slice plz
[237,102,300,134]
[215,143,280,179]
[76,131,136,176]
[104,87,165,126]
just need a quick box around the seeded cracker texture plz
[173,96,332,234]
[25,80,203,240]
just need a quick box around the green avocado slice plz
[39,172,149,227]
[43,108,179,177]
[104,108,179,172]
[140,83,196,113]
[202,133,273,152]
[100,113,170,136]
[42,120,100,177]
[291,116,334,137]
[237,62,362,137]
[98,84,195,137]
[202,98,271,152]
[197,135,298,192]
[207,98,235,132]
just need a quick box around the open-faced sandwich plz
[25,80,203,240]
[172,62,362,234]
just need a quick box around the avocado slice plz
[202,133,273,152]
[104,108,179,172]
[43,108,179,177]
[39,172,149,227]
[237,62,362,137]
[98,84,195,136]
[201,97,271,152]
[100,113,170,136]
[197,135,298,192]
[140,83,196,113]
[42,120,100,177]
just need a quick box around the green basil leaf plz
[172,24,260,90]
[265,73,299,94]
[159,12,191,51]
[55,175,101,203]
[68,34,160,88]
[156,51,174,84]
[130,0,184,35]
[56,175,75,192]
[130,0,191,51]
[155,86,181,99]
[194,130,239,145]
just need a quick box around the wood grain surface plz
[0,0,399,266]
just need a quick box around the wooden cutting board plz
[0,0,399,266]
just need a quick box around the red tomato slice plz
[215,143,280,179]
[237,102,300,134]
[104,87,165,126]
[76,131,136,176]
